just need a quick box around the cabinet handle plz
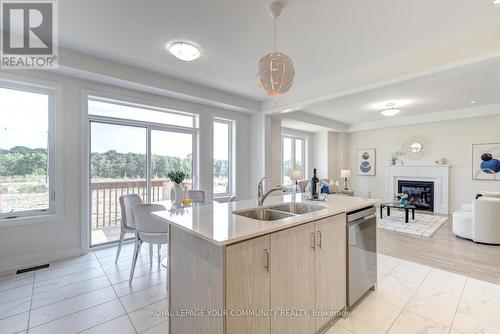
[317,231,322,249]
[264,248,270,273]
[311,232,316,250]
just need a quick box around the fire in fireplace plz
[397,180,434,212]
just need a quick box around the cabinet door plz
[315,214,347,331]
[271,223,316,334]
[226,235,271,334]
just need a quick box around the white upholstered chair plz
[129,203,168,283]
[453,197,500,244]
[116,194,141,263]
[116,194,155,265]
[460,191,500,212]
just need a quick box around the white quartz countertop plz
[153,193,379,246]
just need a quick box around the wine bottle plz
[311,168,319,198]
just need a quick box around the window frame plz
[86,94,200,247]
[212,117,234,197]
[0,81,56,221]
[282,134,306,185]
[88,95,197,129]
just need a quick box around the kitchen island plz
[154,193,378,334]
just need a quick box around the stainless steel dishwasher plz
[347,206,377,309]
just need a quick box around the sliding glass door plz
[150,129,194,203]
[87,96,198,247]
[90,122,147,246]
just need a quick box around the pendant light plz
[256,2,295,96]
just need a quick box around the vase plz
[170,183,183,206]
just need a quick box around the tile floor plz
[1,244,499,334]
[328,253,500,334]
[0,243,168,334]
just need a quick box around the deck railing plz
[90,179,192,229]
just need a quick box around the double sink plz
[233,203,326,221]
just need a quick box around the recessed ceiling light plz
[167,42,201,61]
[380,103,401,117]
[470,100,477,104]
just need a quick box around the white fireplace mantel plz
[385,165,450,215]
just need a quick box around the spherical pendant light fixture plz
[257,2,295,96]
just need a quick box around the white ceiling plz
[297,59,500,125]
[280,119,330,133]
[59,0,500,106]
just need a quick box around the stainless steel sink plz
[269,203,326,214]
[233,208,294,221]
[233,203,326,221]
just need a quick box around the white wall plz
[0,69,252,272]
[269,119,282,188]
[328,132,349,183]
[313,131,329,178]
[347,115,500,209]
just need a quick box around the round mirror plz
[410,143,423,153]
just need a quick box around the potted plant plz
[390,151,404,166]
[167,170,187,206]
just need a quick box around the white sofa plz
[453,197,500,244]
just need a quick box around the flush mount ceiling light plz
[494,0,500,4]
[380,103,401,117]
[256,2,295,96]
[167,42,201,61]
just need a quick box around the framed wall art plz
[357,149,376,176]
[472,143,500,180]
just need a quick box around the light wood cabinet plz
[270,222,316,334]
[314,214,346,331]
[224,213,347,334]
[225,235,271,334]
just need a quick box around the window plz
[88,96,198,246]
[282,135,305,185]
[213,119,233,196]
[88,97,196,128]
[0,85,54,219]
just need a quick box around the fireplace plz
[398,180,434,212]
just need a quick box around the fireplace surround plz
[385,166,450,215]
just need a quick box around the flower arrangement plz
[394,193,408,200]
[167,170,187,185]
[394,193,409,207]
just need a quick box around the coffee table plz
[380,202,416,223]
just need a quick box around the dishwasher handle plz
[347,214,376,227]
[347,206,376,223]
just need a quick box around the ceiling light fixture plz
[256,2,295,96]
[167,41,201,61]
[494,0,500,5]
[470,100,477,104]
[380,103,401,117]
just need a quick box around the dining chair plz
[116,194,154,265]
[129,203,168,284]
[187,190,205,203]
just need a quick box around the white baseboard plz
[0,247,84,274]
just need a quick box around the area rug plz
[377,210,448,237]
